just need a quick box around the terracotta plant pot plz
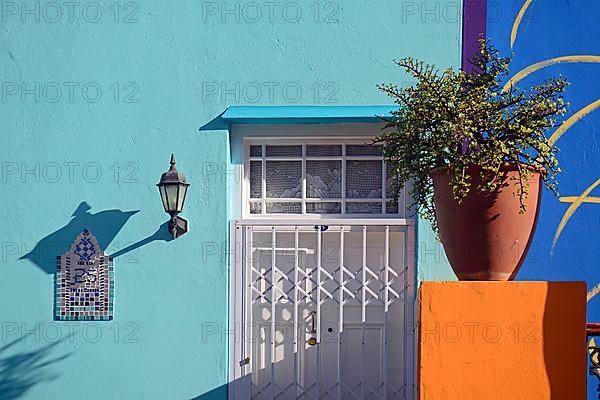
[429,164,542,280]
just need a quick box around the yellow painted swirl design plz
[502,56,600,91]
[511,0,534,50]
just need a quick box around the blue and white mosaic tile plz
[54,229,113,321]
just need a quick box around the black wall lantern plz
[157,154,190,239]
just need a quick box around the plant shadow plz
[0,332,73,399]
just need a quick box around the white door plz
[233,221,414,400]
[229,141,415,399]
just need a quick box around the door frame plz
[228,131,417,399]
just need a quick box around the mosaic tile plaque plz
[54,229,113,321]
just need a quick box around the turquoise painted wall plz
[484,1,600,397]
[0,1,460,398]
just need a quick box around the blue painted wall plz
[0,1,461,398]
[485,1,600,397]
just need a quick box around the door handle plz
[309,311,317,334]
[239,357,250,367]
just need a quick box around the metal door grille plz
[230,219,416,400]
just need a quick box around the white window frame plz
[241,137,408,219]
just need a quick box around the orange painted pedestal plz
[418,281,586,400]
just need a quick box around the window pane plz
[249,202,262,214]
[306,202,341,214]
[247,142,407,216]
[386,163,400,198]
[249,161,262,199]
[265,145,302,157]
[266,161,302,198]
[306,160,342,198]
[386,201,398,214]
[266,202,302,214]
[346,202,382,214]
[346,160,383,199]
[346,144,382,156]
[306,145,342,157]
[250,145,262,157]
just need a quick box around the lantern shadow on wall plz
[19,202,173,274]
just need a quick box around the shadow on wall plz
[189,384,228,400]
[189,377,253,399]
[0,332,73,399]
[198,111,228,132]
[108,221,173,259]
[19,202,172,274]
[543,282,587,399]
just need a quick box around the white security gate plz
[230,219,416,400]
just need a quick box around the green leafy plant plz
[375,39,569,234]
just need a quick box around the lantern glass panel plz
[159,185,169,212]
[163,184,180,212]
[177,184,188,212]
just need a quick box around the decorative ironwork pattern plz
[588,323,600,399]
[54,229,114,321]
[241,223,412,399]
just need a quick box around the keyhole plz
[328,327,333,333]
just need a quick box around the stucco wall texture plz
[0,1,461,399]
[418,281,587,400]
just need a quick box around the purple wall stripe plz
[462,0,487,72]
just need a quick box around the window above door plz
[244,139,409,218]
